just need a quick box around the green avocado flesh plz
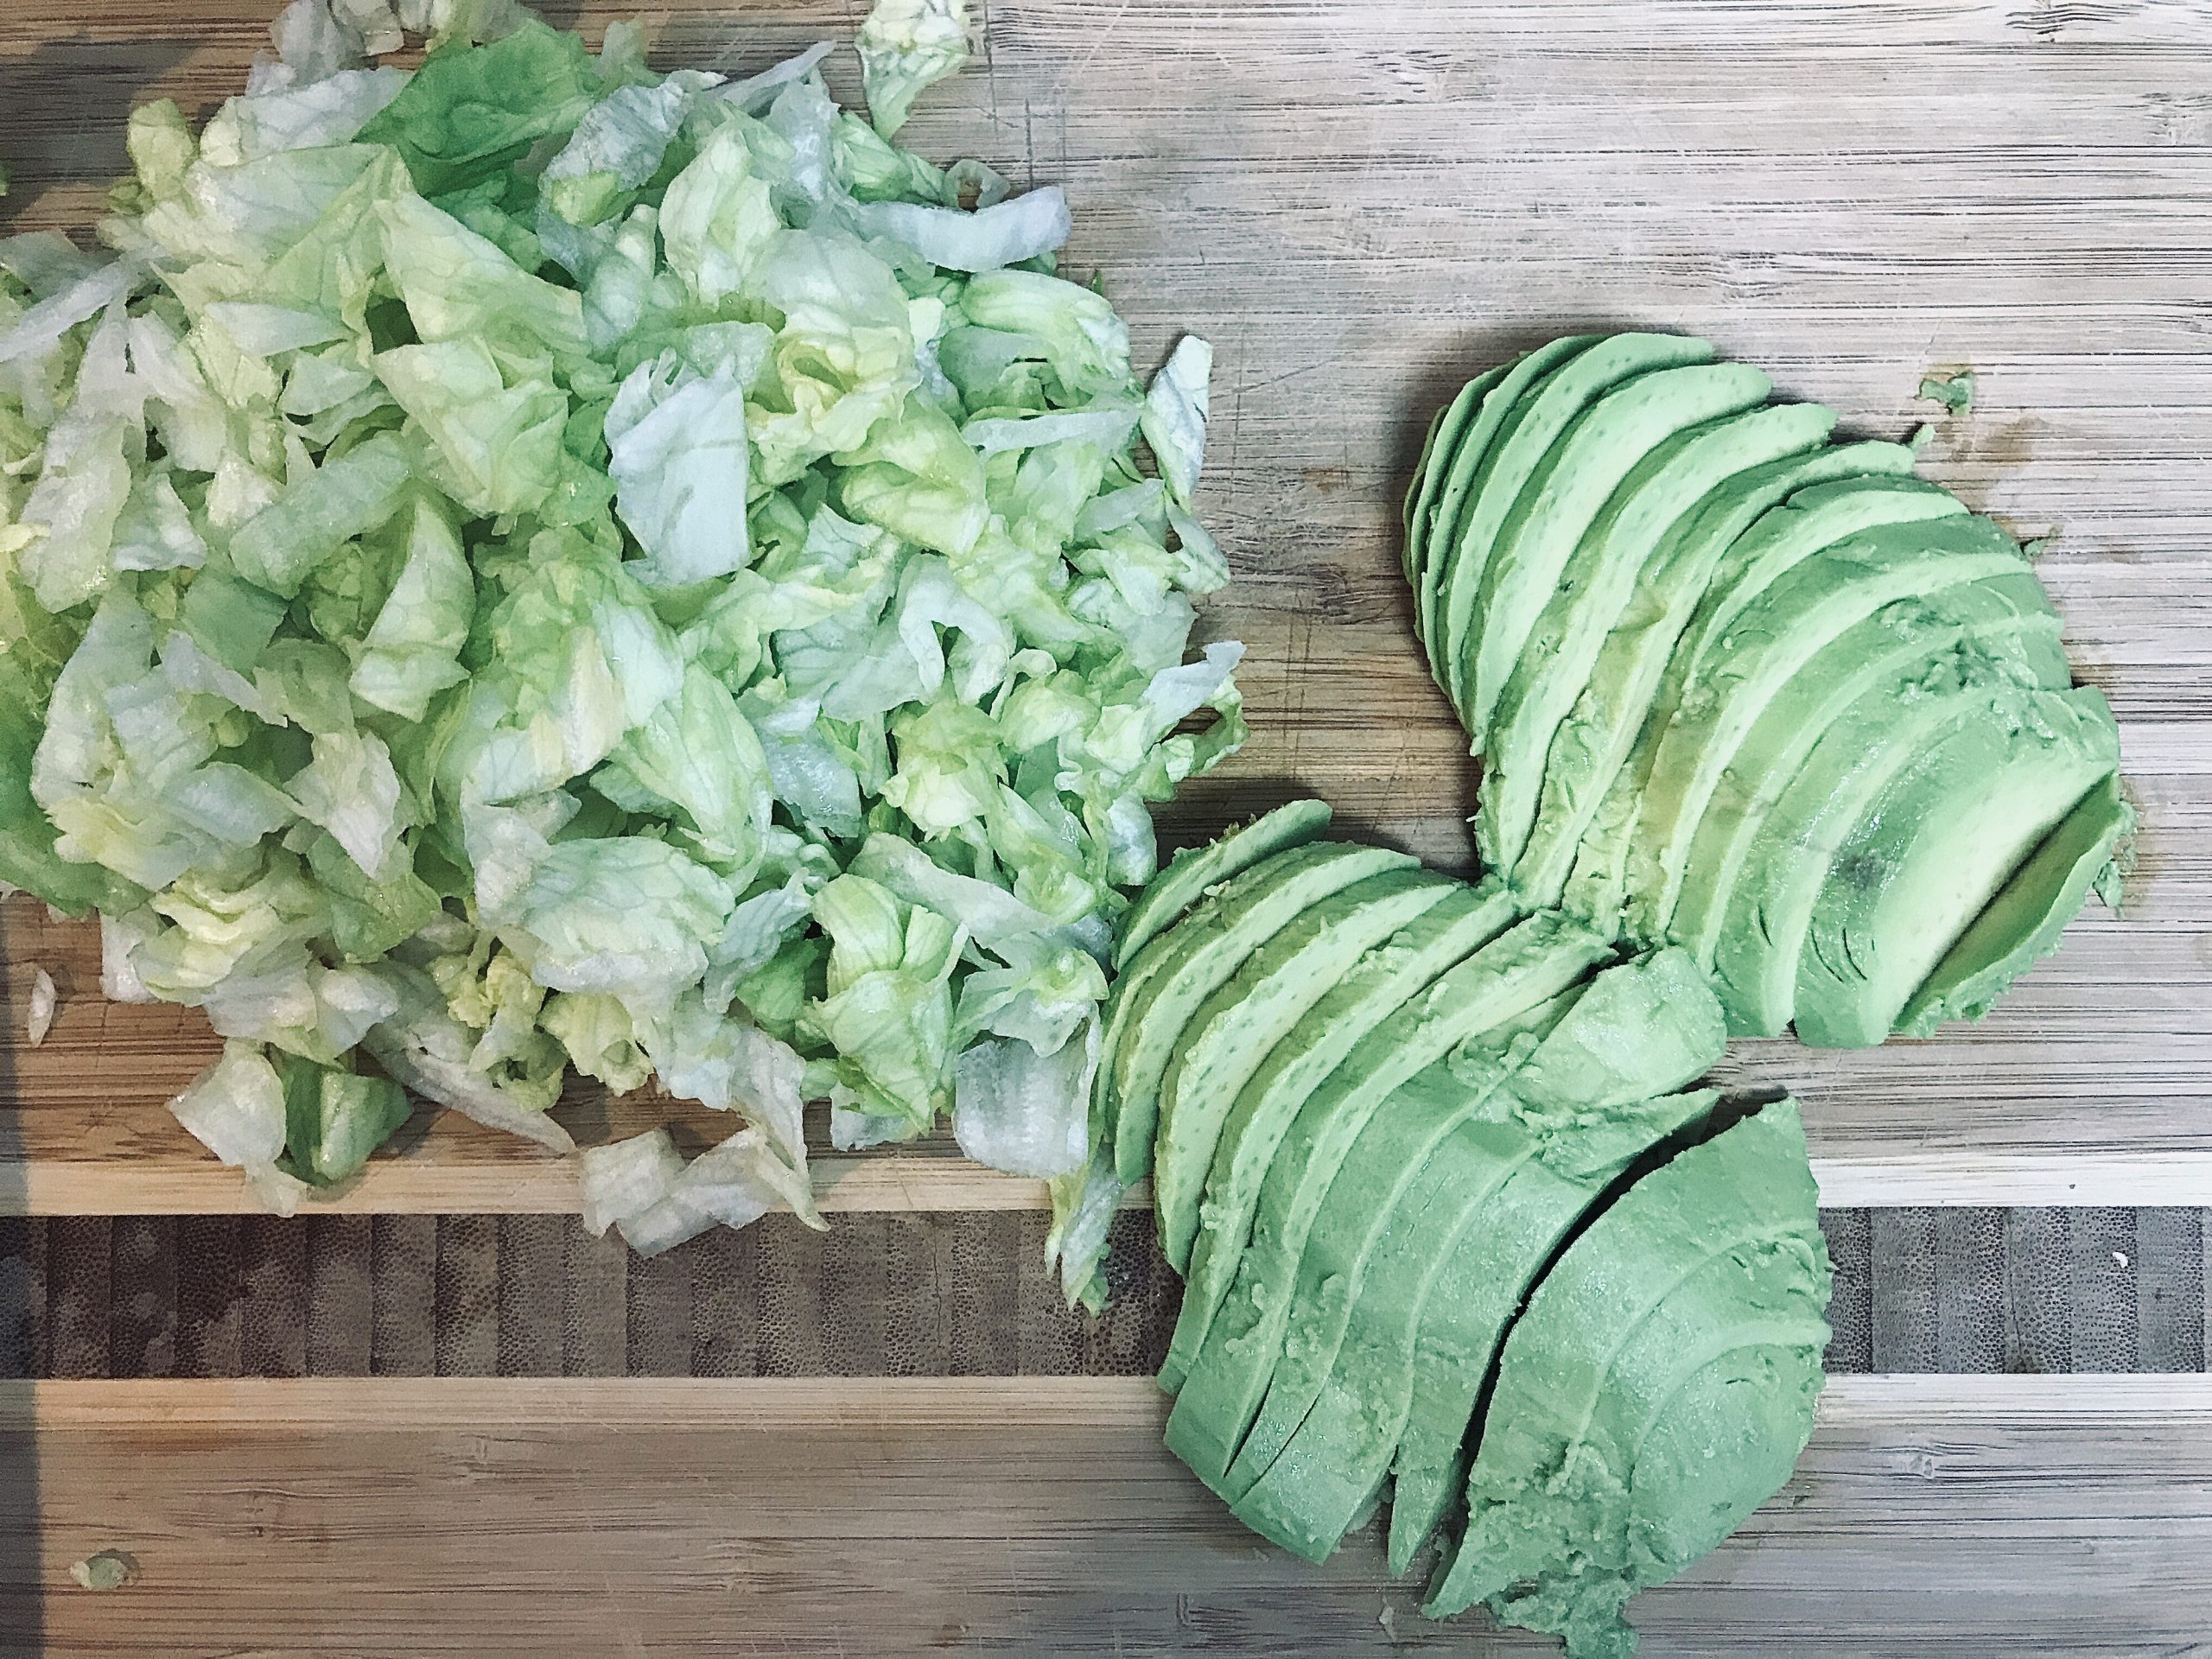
[1115,798,1334,973]
[1160,876,1520,1391]
[1124,818,1828,1652]
[1478,400,1837,884]
[1163,910,1612,1481]
[1423,1100,1830,1659]
[1621,509,2031,945]
[1405,364,1509,640]
[1465,361,1776,752]
[1225,950,1726,1561]
[1793,683,2120,1046]
[1672,583,2069,980]
[1434,334,1711,720]
[1101,840,1414,1185]
[1152,866,1459,1270]
[1420,337,1599,692]
[1116,328,2126,1653]
[1898,771,2133,1035]
[1522,440,1916,917]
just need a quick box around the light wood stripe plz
[3,1368,2208,1427]
[3,1374,2209,1657]
[10,1147,2212,1215]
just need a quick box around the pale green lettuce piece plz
[748,229,918,485]
[658,118,780,305]
[849,187,1070,274]
[857,0,974,139]
[605,358,753,588]
[356,18,598,196]
[1141,334,1212,505]
[227,429,414,597]
[350,497,474,721]
[804,871,963,1126]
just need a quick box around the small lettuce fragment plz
[857,0,975,139]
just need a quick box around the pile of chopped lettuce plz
[0,0,1241,1255]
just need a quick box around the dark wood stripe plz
[6,1211,2209,1379]
[2137,1209,2206,1373]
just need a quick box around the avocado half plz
[1097,827,1817,1656]
[1408,334,2130,1046]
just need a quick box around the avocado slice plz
[1794,685,2121,1046]
[1378,1088,1726,1576]
[1897,771,2133,1037]
[1223,950,1726,1560]
[1573,470,1968,937]
[1162,909,1612,1485]
[1669,580,2070,981]
[1152,865,1459,1271]
[1422,1099,1831,1656]
[1161,878,1519,1391]
[1463,360,1774,753]
[1101,840,1417,1185]
[1621,512,2034,945]
[1115,798,1334,973]
[1432,334,1712,719]
[1416,338,1599,685]
[1478,401,1836,885]
[1709,654,2054,1037]
[1217,1002,1582,1518]
[1527,440,1918,919]
[1402,364,1508,622]
[1662,472,1969,705]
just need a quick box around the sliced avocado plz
[1432,334,1711,719]
[1529,440,1918,919]
[1218,1012,1577,1522]
[1417,338,1599,684]
[1794,686,2121,1046]
[1160,878,1520,1393]
[1422,1100,1830,1656]
[1152,865,1459,1271]
[1571,469,1967,936]
[1379,1088,1726,1576]
[1115,798,1334,973]
[1621,512,2035,944]
[1710,660,2044,1037]
[1479,401,1835,885]
[1225,950,1726,1561]
[1663,472,1969,703]
[1463,360,1773,753]
[1898,771,2133,1036]
[1402,365,1507,612]
[1103,840,1417,1185]
[1210,987,1586,1490]
[1670,579,2069,976]
[1162,909,1612,1486]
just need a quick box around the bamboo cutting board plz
[3,2,2212,1654]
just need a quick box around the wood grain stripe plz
[2,1374,2209,1658]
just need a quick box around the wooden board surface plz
[4,1,2212,1214]
[0,1374,2205,1656]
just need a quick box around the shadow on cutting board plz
[0,898,41,1656]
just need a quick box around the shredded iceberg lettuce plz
[1,0,1241,1258]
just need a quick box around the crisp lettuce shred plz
[0,0,1241,1258]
